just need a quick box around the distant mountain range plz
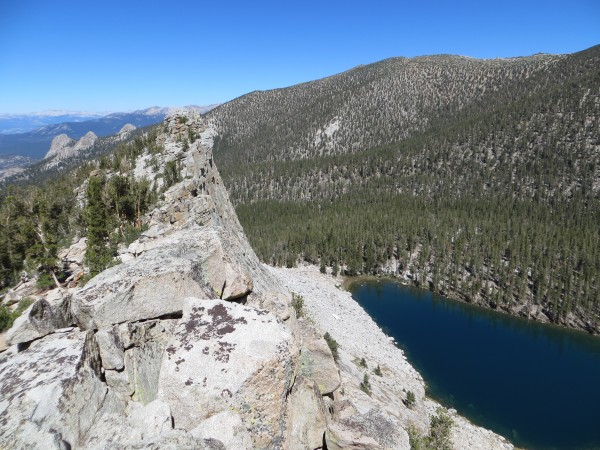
[0,105,218,159]
[0,111,107,134]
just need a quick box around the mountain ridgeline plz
[209,45,600,333]
[0,106,218,160]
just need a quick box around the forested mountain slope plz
[209,45,600,333]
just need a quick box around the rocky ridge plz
[42,131,99,169]
[1,111,512,449]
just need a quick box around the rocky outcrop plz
[158,298,295,448]
[0,112,303,449]
[0,111,514,449]
[298,320,341,395]
[0,329,118,449]
[45,133,74,159]
[118,123,136,135]
[44,131,97,161]
[288,376,329,449]
[6,295,72,345]
[72,227,253,329]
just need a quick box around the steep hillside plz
[210,45,600,333]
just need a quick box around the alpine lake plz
[348,279,600,450]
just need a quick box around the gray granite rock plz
[288,376,329,449]
[123,320,176,404]
[0,329,118,449]
[6,295,73,346]
[299,320,342,395]
[158,298,296,449]
[72,227,253,330]
[96,327,124,370]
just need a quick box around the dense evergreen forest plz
[210,46,600,332]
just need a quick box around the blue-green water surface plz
[349,280,600,450]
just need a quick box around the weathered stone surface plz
[105,368,133,397]
[44,132,97,163]
[325,422,383,450]
[1,289,21,306]
[96,327,124,370]
[83,399,220,450]
[0,333,7,352]
[249,291,293,322]
[191,411,253,449]
[299,321,342,395]
[60,236,87,265]
[127,399,173,437]
[288,376,329,449]
[122,320,176,404]
[6,296,73,345]
[325,408,410,449]
[0,329,115,449]
[72,226,254,330]
[142,123,284,298]
[331,408,410,449]
[158,298,296,449]
[118,123,136,135]
[45,134,74,159]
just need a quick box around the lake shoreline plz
[269,263,515,450]
[349,274,600,450]
[342,271,599,339]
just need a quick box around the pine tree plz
[85,176,113,276]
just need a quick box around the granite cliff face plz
[45,131,97,159]
[0,112,512,449]
[44,131,98,165]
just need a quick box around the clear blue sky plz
[1,0,598,114]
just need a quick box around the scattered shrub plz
[188,128,196,143]
[323,332,339,361]
[427,408,453,450]
[407,407,453,450]
[123,223,149,247]
[163,160,181,190]
[0,306,13,332]
[332,262,339,276]
[291,292,304,318]
[0,297,34,332]
[374,364,383,376]
[16,297,34,313]
[360,373,372,395]
[405,390,416,408]
[36,273,55,290]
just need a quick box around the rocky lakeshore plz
[269,265,515,450]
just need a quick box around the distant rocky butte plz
[0,112,512,449]
[44,131,97,161]
[118,123,136,135]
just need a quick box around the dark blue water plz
[349,280,600,450]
